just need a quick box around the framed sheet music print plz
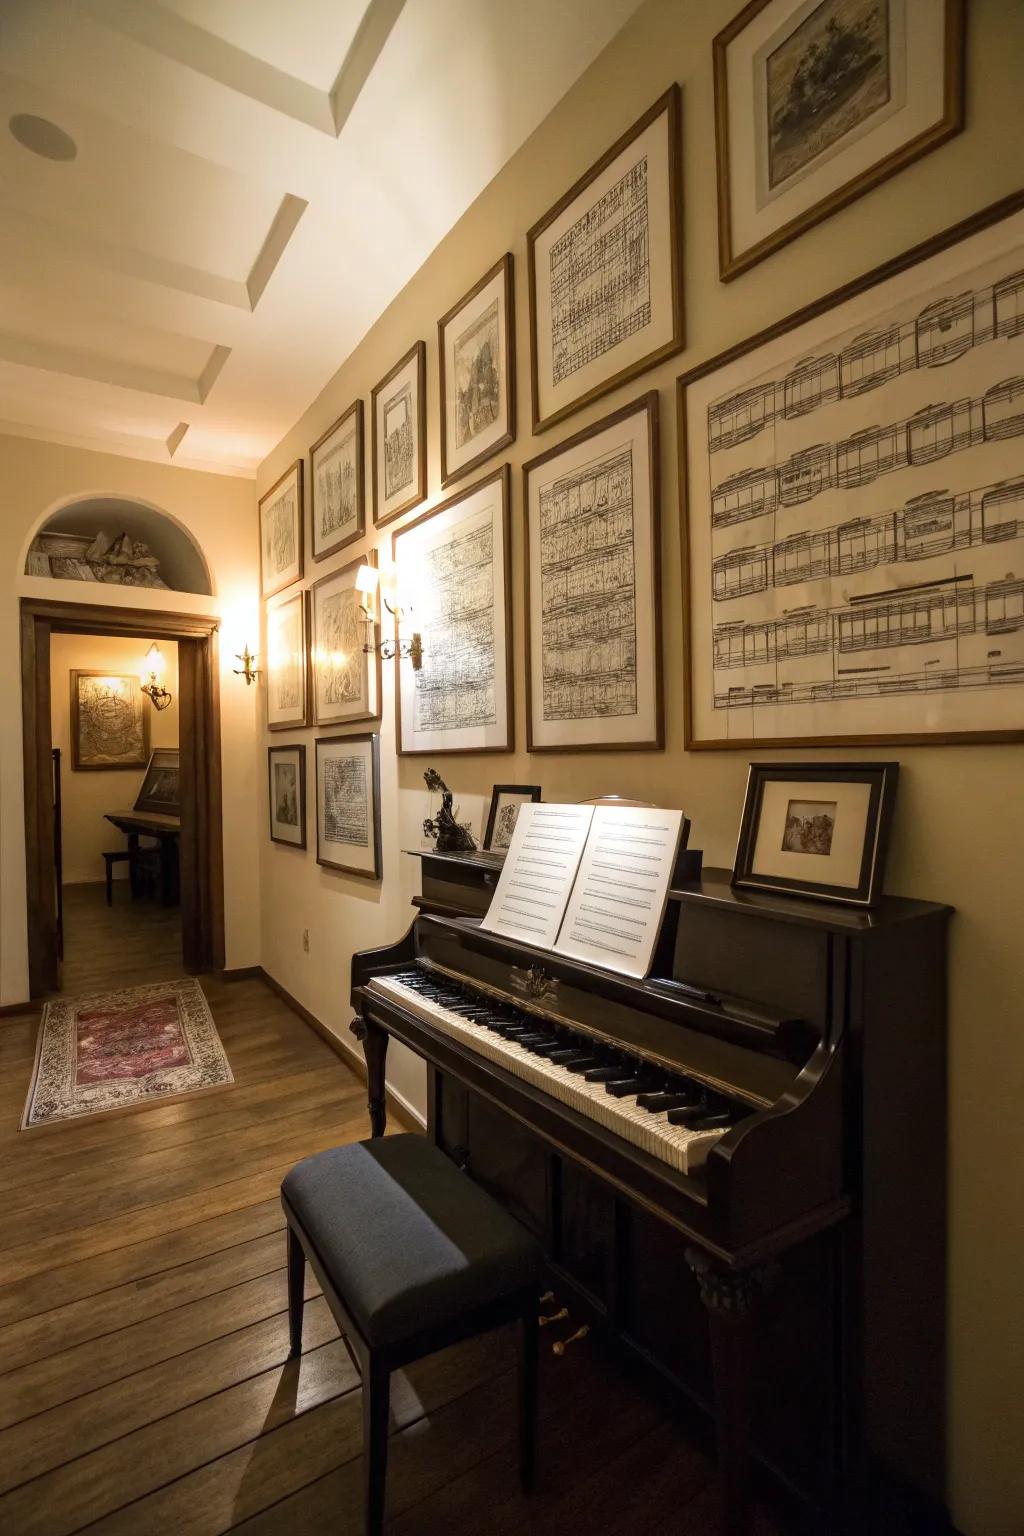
[266,589,309,731]
[371,341,427,527]
[259,459,303,597]
[315,733,382,879]
[523,393,663,752]
[392,463,513,756]
[310,553,381,728]
[310,399,364,561]
[439,253,515,487]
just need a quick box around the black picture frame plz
[133,748,181,815]
[732,761,898,908]
[268,744,307,849]
[483,784,542,852]
[315,732,382,879]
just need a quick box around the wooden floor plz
[0,887,787,1533]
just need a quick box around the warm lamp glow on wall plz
[233,646,261,685]
[139,643,172,711]
[356,561,423,670]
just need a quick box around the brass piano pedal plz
[539,1291,554,1305]
[552,1324,590,1357]
[538,1306,569,1328]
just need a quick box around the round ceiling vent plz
[9,113,78,162]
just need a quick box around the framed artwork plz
[134,749,180,815]
[523,392,662,752]
[311,399,365,562]
[309,553,381,727]
[732,761,898,906]
[266,590,309,731]
[70,671,149,771]
[439,253,515,487]
[527,86,683,435]
[714,0,966,281]
[315,733,382,878]
[371,341,427,527]
[679,192,1024,750]
[484,784,542,854]
[259,459,303,597]
[392,463,513,756]
[268,744,306,849]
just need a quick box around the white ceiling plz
[0,0,644,477]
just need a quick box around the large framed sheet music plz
[680,194,1024,748]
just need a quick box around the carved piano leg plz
[350,1016,389,1137]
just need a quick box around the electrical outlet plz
[302,929,310,952]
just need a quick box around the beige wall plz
[0,433,260,1002]
[49,634,179,886]
[255,1,1024,1530]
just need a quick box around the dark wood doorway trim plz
[21,598,225,998]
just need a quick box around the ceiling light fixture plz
[9,114,78,163]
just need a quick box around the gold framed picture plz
[266,589,309,732]
[371,341,427,528]
[439,253,515,488]
[310,552,381,728]
[259,459,303,597]
[310,399,364,562]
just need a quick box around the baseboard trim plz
[0,1000,33,1020]
[219,965,262,983]
[258,967,423,1131]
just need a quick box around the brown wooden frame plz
[371,340,427,528]
[309,551,382,727]
[523,392,663,753]
[713,0,966,282]
[266,588,311,732]
[69,669,150,771]
[310,398,365,562]
[268,743,308,850]
[315,731,382,879]
[527,86,684,436]
[21,599,225,997]
[259,458,304,598]
[678,187,1024,751]
[438,253,516,488]
[392,462,514,757]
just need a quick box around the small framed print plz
[311,399,365,562]
[732,761,898,907]
[439,253,515,488]
[310,553,381,727]
[268,744,306,849]
[527,86,683,435]
[315,732,382,879]
[266,590,309,731]
[371,341,427,527]
[484,784,542,854]
[259,459,303,597]
[714,0,965,281]
[70,671,149,770]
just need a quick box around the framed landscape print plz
[524,393,662,751]
[310,399,364,561]
[134,749,180,815]
[70,671,149,770]
[484,784,542,854]
[268,744,306,849]
[714,0,965,280]
[315,733,382,879]
[527,86,683,434]
[679,193,1024,749]
[439,253,515,487]
[371,341,426,527]
[259,459,303,597]
[310,554,381,727]
[392,463,513,756]
[266,590,309,731]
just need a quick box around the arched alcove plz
[26,496,214,596]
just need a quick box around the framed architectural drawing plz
[483,784,541,854]
[439,254,515,487]
[70,671,149,770]
[523,393,662,752]
[266,590,309,731]
[714,0,965,280]
[679,193,1024,749]
[371,341,426,527]
[310,399,364,561]
[527,87,683,435]
[392,464,513,756]
[315,733,382,878]
[268,744,306,849]
[259,460,303,597]
[310,553,381,727]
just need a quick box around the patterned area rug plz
[22,979,233,1129]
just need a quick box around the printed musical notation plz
[413,507,497,734]
[481,803,595,949]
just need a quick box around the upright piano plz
[350,847,951,1533]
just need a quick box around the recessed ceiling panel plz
[159,0,371,93]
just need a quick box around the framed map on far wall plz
[310,553,381,727]
[527,86,683,435]
[310,399,364,562]
[371,341,427,527]
[70,671,149,770]
[439,253,515,487]
[713,0,965,280]
[315,733,382,878]
[259,459,303,597]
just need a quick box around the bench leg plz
[286,1225,305,1358]
[363,1357,390,1536]
[105,860,113,906]
[518,1305,539,1491]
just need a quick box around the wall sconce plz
[233,646,261,686]
[356,563,424,671]
[140,643,172,711]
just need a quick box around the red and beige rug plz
[22,978,233,1130]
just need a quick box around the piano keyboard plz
[367,968,734,1175]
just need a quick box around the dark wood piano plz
[350,847,951,1534]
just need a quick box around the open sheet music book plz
[479,803,685,979]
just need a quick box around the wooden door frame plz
[21,598,225,997]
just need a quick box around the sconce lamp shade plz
[140,643,165,687]
[355,563,379,597]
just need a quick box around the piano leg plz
[350,1016,389,1137]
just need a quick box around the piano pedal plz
[538,1306,569,1328]
[552,1324,590,1357]
[539,1290,554,1305]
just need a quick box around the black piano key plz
[548,1048,590,1065]
[583,1065,623,1083]
[530,1040,570,1058]
[564,1056,602,1073]
[666,1104,706,1126]
[690,1109,733,1130]
[637,1091,699,1112]
[605,1077,647,1097]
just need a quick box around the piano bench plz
[281,1133,543,1536]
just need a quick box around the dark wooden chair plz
[102,845,160,905]
[281,1133,542,1535]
